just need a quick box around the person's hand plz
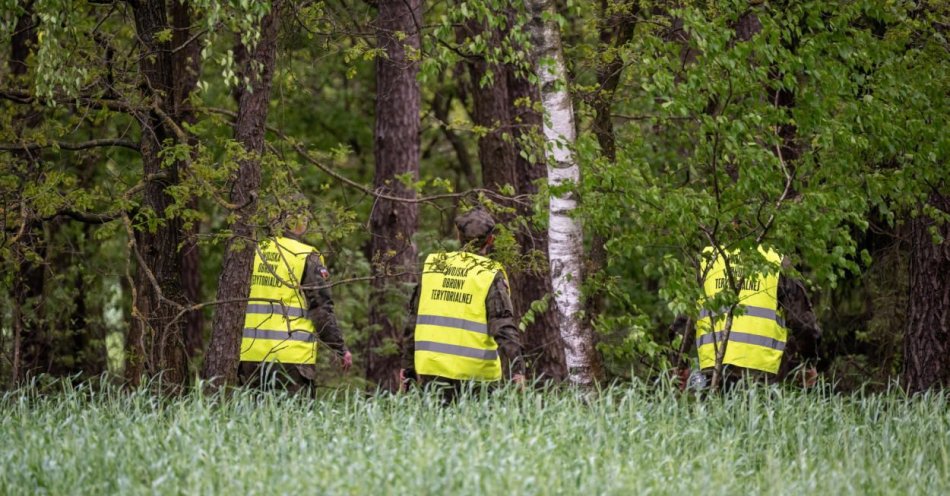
[512,373,526,391]
[802,366,818,388]
[340,350,352,372]
[398,368,407,392]
[674,367,691,391]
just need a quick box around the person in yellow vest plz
[671,246,821,389]
[238,212,352,392]
[400,209,525,399]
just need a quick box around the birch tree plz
[526,0,601,386]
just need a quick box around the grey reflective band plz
[696,331,786,351]
[700,306,779,322]
[246,304,306,318]
[415,341,498,361]
[416,315,488,334]
[242,328,316,343]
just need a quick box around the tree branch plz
[0,138,139,152]
[203,106,530,206]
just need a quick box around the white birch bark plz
[527,0,599,386]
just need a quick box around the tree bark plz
[591,1,635,165]
[588,0,637,330]
[125,0,189,388]
[432,88,477,189]
[203,0,283,387]
[460,19,517,193]
[172,0,206,364]
[527,0,602,386]
[366,0,422,392]
[507,57,567,382]
[902,192,950,393]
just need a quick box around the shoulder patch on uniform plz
[319,267,330,279]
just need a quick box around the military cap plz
[455,209,496,241]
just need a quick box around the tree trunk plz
[203,0,283,387]
[431,88,477,189]
[126,0,188,388]
[460,19,517,193]
[366,0,422,392]
[507,58,567,382]
[588,0,637,334]
[591,1,635,165]
[527,0,602,386]
[902,192,950,393]
[172,0,206,364]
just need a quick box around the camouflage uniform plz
[239,233,348,392]
[402,209,524,395]
[671,273,822,385]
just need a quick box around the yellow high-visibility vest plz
[695,246,787,374]
[414,251,506,381]
[240,236,323,365]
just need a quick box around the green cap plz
[455,209,496,241]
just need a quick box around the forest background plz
[0,0,947,393]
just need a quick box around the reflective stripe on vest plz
[695,246,787,374]
[414,251,505,381]
[240,236,323,365]
[700,306,786,329]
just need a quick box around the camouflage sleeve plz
[301,252,347,357]
[486,272,524,377]
[777,275,821,361]
[403,284,420,371]
[668,315,695,367]
[668,314,691,343]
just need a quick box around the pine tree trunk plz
[527,0,601,386]
[507,60,567,382]
[125,0,189,388]
[902,192,950,393]
[460,20,517,193]
[203,0,283,387]
[172,1,207,364]
[365,0,422,392]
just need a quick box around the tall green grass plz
[2,381,948,495]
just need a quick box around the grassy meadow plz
[2,381,949,495]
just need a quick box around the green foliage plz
[572,0,948,375]
[1,0,946,385]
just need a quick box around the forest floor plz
[2,381,948,494]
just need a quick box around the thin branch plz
[612,113,696,122]
[0,88,136,113]
[171,26,211,54]
[203,106,530,206]
[0,138,139,152]
[122,212,184,313]
[38,171,167,224]
[755,127,795,245]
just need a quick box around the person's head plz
[455,208,496,254]
[288,213,309,236]
[282,193,311,237]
